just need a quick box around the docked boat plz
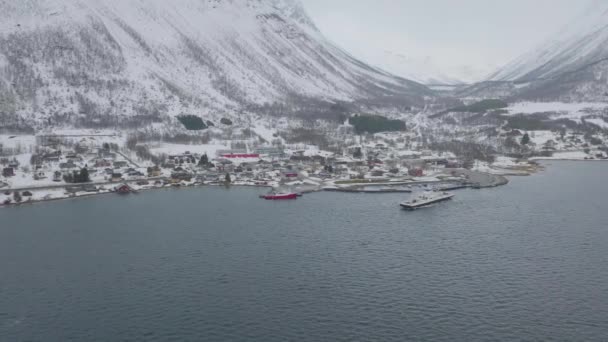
[261,192,298,200]
[400,191,454,210]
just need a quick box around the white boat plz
[400,191,455,210]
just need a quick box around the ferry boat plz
[400,191,454,210]
[261,192,298,200]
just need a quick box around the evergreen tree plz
[79,168,90,183]
[353,147,363,159]
[225,173,232,184]
[199,153,209,166]
[521,133,531,145]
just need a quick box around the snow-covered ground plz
[506,102,608,120]
[530,151,594,161]
[149,143,229,157]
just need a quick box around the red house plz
[408,168,424,177]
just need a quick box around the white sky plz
[302,0,593,73]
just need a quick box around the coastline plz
[1,159,602,209]
[0,170,507,209]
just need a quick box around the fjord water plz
[1,161,607,341]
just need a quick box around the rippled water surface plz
[1,161,608,341]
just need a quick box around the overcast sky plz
[301,0,593,75]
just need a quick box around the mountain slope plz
[0,0,431,130]
[482,0,608,101]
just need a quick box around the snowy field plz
[149,143,229,157]
[506,102,608,120]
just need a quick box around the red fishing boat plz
[261,192,298,200]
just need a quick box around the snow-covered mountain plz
[353,51,494,86]
[489,0,608,82]
[367,52,461,85]
[481,0,608,102]
[0,0,430,130]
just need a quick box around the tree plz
[66,168,91,183]
[79,168,90,183]
[521,133,530,145]
[225,173,232,184]
[199,153,209,166]
[353,147,363,159]
[177,115,207,130]
[13,191,22,203]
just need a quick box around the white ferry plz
[400,191,455,210]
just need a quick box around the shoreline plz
[0,159,597,209]
[0,170,509,209]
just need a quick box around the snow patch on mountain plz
[489,0,608,82]
[506,102,608,115]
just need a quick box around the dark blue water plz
[1,161,607,341]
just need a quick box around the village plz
[0,123,606,207]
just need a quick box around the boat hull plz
[263,193,298,200]
[400,194,454,210]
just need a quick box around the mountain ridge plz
[0,0,431,130]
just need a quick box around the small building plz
[371,170,385,177]
[59,161,78,170]
[283,171,299,178]
[408,168,424,177]
[116,184,134,194]
[111,173,123,182]
[34,171,47,180]
[446,160,462,169]
[147,166,162,177]
[53,171,63,182]
[113,161,129,169]
[171,171,193,182]
[94,159,112,168]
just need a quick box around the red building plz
[408,168,424,177]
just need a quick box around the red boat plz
[261,193,298,200]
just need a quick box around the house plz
[127,170,144,177]
[43,151,62,163]
[111,173,123,182]
[2,167,15,177]
[94,159,112,168]
[371,169,385,177]
[34,171,47,180]
[445,160,462,169]
[116,184,133,194]
[282,171,299,178]
[66,154,82,162]
[147,166,162,177]
[171,171,193,182]
[255,147,284,158]
[408,168,424,177]
[113,161,128,169]
[59,161,78,170]
[53,171,63,182]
